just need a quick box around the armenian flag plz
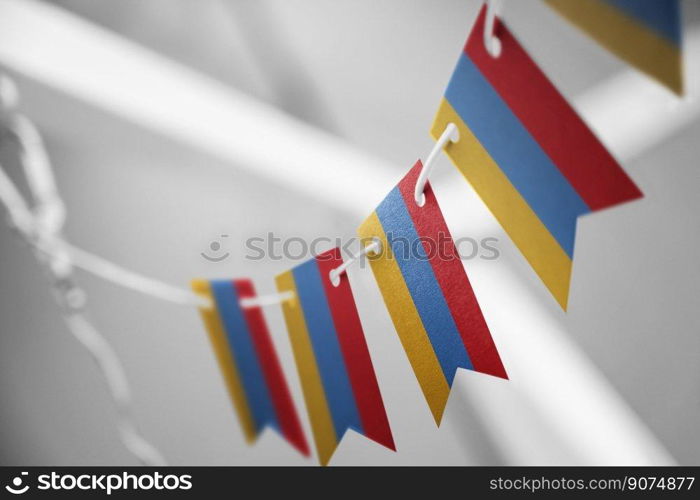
[276,248,394,465]
[192,278,309,456]
[431,5,642,310]
[358,161,507,424]
[546,0,683,94]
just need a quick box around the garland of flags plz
[1,0,683,466]
[192,1,679,464]
[276,249,394,465]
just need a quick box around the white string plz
[7,114,66,234]
[328,238,382,287]
[0,157,34,234]
[418,0,504,208]
[0,75,166,466]
[56,244,290,309]
[484,0,503,58]
[414,123,460,206]
[61,241,212,308]
[0,141,283,311]
[62,313,167,466]
[240,291,294,309]
[0,75,299,463]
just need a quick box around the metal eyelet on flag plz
[329,238,382,287]
[414,123,460,207]
[484,0,503,58]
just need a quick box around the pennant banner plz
[276,248,394,465]
[431,5,642,310]
[192,279,309,457]
[358,161,507,424]
[546,0,683,94]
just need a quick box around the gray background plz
[0,0,698,465]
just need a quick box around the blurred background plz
[0,0,698,465]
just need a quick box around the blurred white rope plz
[62,313,167,466]
[0,74,166,466]
[61,241,210,308]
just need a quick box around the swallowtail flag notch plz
[358,161,507,424]
[276,248,394,465]
[192,279,310,456]
[432,5,643,310]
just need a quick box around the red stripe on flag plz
[316,250,395,451]
[465,6,642,211]
[234,279,310,456]
[398,162,508,379]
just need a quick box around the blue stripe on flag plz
[376,187,473,385]
[446,53,590,258]
[211,280,278,432]
[292,260,363,438]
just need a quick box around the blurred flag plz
[546,0,683,94]
[358,161,507,424]
[276,248,394,466]
[431,5,642,310]
[192,279,309,456]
